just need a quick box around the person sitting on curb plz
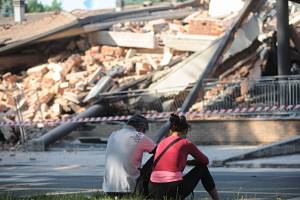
[102,114,156,197]
[148,113,220,200]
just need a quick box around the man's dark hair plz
[127,114,149,132]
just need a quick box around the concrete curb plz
[221,136,300,164]
[223,162,300,168]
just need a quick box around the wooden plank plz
[89,31,159,49]
[162,34,219,52]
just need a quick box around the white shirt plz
[102,125,156,193]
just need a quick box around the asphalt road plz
[1,148,300,199]
[0,166,300,200]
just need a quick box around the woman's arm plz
[188,142,209,165]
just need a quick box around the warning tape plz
[0,104,299,127]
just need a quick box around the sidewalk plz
[1,145,300,199]
[200,145,300,169]
[0,145,299,169]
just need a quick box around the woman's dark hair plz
[169,113,190,133]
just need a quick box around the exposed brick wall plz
[186,119,300,145]
[188,18,225,36]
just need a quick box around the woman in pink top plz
[148,113,219,200]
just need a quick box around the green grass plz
[0,192,287,200]
[0,192,145,200]
[124,0,163,5]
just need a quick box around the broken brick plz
[188,18,225,35]
[27,64,49,77]
[135,62,151,75]
[101,46,125,57]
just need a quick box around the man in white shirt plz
[102,114,156,196]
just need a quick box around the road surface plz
[0,147,299,199]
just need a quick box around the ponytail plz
[169,113,190,133]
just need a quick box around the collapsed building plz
[0,0,299,150]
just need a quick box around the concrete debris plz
[189,24,300,112]
[0,0,299,146]
[208,0,244,18]
[0,41,187,124]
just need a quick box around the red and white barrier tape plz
[0,104,299,127]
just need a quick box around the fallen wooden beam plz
[89,31,159,49]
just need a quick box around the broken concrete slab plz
[89,31,159,49]
[148,13,261,93]
[220,135,300,166]
[162,33,219,52]
[83,76,113,103]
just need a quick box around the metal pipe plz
[153,122,171,143]
[31,104,105,151]
[277,0,291,75]
[13,96,26,149]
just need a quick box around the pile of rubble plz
[1,0,300,146]
[110,11,229,36]
[189,2,300,112]
[0,43,188,122]
[0,2,234,125]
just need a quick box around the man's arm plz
[150,146,156,154]
[142,135,156,154]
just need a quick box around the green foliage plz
[0,0,13,17]
[25,0,62,13]
[26,0,45,12]
[44,0,62,12]
[50,0,61,11]
[124,0,163,5]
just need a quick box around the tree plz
[49,0,61,11]
[26,0,62,13]
[0,0,62,17]
[0,0,13,17]
[26,0,45,12]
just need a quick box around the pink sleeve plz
[188,142,209,165]
[141,135,156,153]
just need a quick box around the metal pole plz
[31,104,105,151]
[277,0,290,75]
[13,96,26,150]
[17,84,27,151]
[35,89,45,124]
